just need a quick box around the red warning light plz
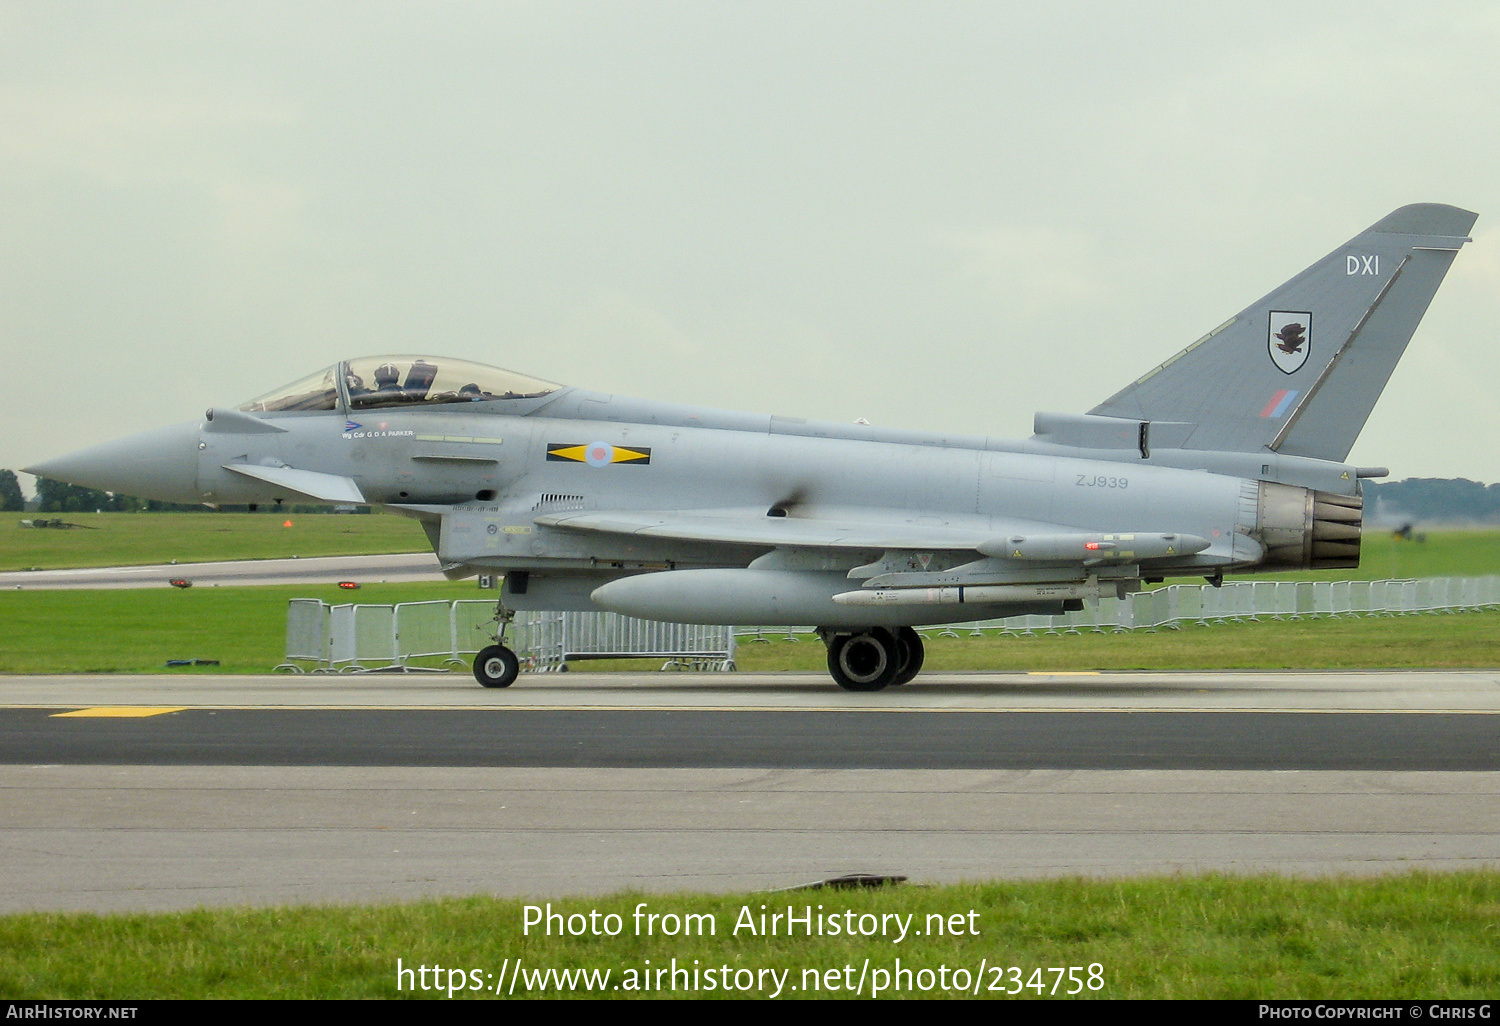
[338,581,360,590]
[1084,542,1101,550]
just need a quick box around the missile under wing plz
[24,204,1477,690]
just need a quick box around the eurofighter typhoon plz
[25,204,1476,690]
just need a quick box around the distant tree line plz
[0,471,365,514]
[1364,478,1500,525]
[0,470,22,512]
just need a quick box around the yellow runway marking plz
[50,707,186,718]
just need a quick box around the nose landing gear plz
[473,602,519,688]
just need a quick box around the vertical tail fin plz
[1090,203,1476,461]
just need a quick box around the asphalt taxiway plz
[3,669,1498,911]
[0,552,442,590]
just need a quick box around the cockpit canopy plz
[237,356,563,413]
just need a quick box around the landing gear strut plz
[821,626,926,691]
[473,602,519,688]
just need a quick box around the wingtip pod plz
[1366,203,1477,238]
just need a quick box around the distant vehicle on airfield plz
[26,204,1476,691]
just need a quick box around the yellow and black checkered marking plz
[546,443,652,466]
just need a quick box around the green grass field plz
[0,582,477,673]
[1,584,1497,674]
[0,511,429,571]
[3,874,1496,999]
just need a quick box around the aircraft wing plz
[533,508,1000,551]
[534,509,1214,564]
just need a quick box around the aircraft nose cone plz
[23,420,203,505]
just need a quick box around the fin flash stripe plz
[1259,389,1298,419]
[547,443,652,466]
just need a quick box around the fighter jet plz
[24,203,1476,690]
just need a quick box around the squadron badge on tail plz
[1268,311,1312,374]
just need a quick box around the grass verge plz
[0,582,480,674]
[2,874,1497,999]
[0,585,1497,674]
[0,511,428,571]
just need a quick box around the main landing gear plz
[473,602,519,688]
[820,626,925,691]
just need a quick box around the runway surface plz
[0,552,442,590]
[6,707,1500,770]
[3,669,1499,910]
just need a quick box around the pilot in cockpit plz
[345,369,368,400]
[374,363,402,392]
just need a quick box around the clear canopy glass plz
[237,365,340,413]
[237,356,563,413]
[343,355,561,410]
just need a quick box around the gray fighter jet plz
[25,203,1476,690]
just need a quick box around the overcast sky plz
[4,1,1498,489]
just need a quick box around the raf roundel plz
[585,442,613,468]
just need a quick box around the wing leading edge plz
[535,508,1209,562]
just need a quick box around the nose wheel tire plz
[827,628,900,691]
[474,645,520,688]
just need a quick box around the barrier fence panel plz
[284,601,734,674]
[351,603,398,672]
[328,604,358,671]
[453,600,502,652]
[276,599,330,672]
[395,601,463,669]
[948,574,1497,636]
[551,613,736,670]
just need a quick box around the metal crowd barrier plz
[280,576,1498,672]
[733,575,1500,641]
[278,601,736,674]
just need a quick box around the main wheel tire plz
[827,628,898,691]
[890,626,925,686]
[474,644,520,688]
